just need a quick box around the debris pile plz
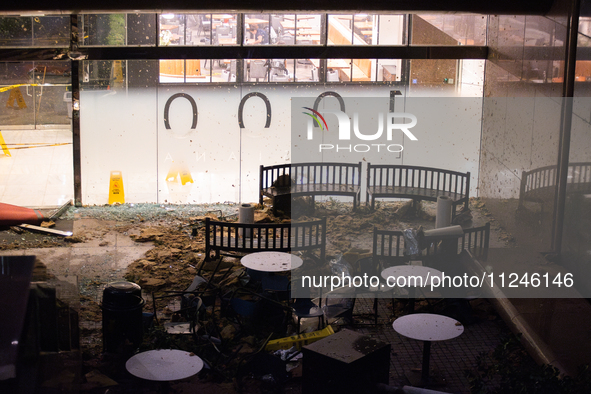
[1,198,517,393]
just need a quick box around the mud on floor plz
[3,198,517,392]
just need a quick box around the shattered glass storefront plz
[0,12,486,207]
[3,0,591,389]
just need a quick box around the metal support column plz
[552,0,580,253]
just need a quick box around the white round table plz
[126,349,204,382]
[240,251,303,272]
[381,265,442,313]
[381,265,442,286]
[393,313,464,387]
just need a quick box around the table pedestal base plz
[405,370,448,388]
[405,340,449,388]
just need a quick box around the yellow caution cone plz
[108,171,125,204]
[179,166,194,185]
[5,87,27,109]
[0,130,11,157]
[166,161,193,185]
[166,162,180,183]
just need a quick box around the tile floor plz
[0,127,73,207]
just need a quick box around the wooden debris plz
[18,223,73,237]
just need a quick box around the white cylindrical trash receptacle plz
[435,195,453,228]
[239,203,255,237]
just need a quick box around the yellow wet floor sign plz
[0,130,11,157]
[6,87,27,109]
[166,162,194,185]
[108,171,125,204]
[179,167,194,185]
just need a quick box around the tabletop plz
[393,313,464,342]
[381,265,442,287]
[125,349,203,381]
[354,22,374,29]
[281,21,313,30]
[303,329,390,364]
[283,15,318,21]
[218,38,237,45]
[207,14,235,20]
[160,24,179,31]
[245,18,270,25]
[309,59,351,69]
[241,251,303,272]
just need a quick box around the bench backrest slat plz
[459,222,490,260]
[373,227,405,259]
[261,162,362,188]
[373,222,490,264]
[367,164,469,195]
[205,217,326,261]
[521,163,591,198]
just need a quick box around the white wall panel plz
[80,88,158,205]
[80,83,482,205]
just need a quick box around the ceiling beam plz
[0,46,488,61]
[0,0,556,16]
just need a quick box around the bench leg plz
[371,197,376,210]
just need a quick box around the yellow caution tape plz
[4,142,72,150]
[0,84,40,93]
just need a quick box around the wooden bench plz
[366,164,470,218]
[372,222,490,269]
[205,217,326,263]
[518,162,591,213]
[422,222,491,262]
[259,162,362,210]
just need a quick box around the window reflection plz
[288,15,321,45]
[377,60,400,82]
[327,14,407,46]
[80,14,156,46]
[377,15,406,45]
[247,59,269,81]
[158,13,237,46]
[159,59,211,83]
[411,14,486,46]
[72,12,486,48]
[243,14,322,45]
[80,14,126,46]
[208,59,237,82]
[0,16,69,47]
[353,14,374,45]
[244,14,270,45]
[295,59,318,82]
[158,13,238,46]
